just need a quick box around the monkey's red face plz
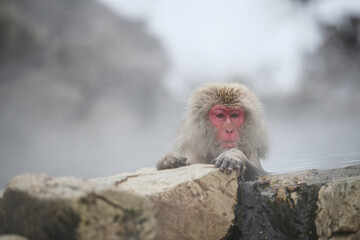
[209,104,245,149]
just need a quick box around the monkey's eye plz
[231,113,239,118]
[216,114,225,119]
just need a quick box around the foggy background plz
[1,0,360,189]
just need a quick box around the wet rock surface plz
[224,164,360,240]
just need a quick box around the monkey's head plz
[180,82,268,159]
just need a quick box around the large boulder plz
[93,164,238,240]
[0,174,155,240]
[316,177,360,240]
[0,164,238,240]
[224,164,360,240]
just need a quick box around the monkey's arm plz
[156,152,190,170]
[243,151,269,180]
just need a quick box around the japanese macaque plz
[156,82,269,180]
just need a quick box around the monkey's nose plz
[226,129,233,134]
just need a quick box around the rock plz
[316,176,360,240]
[0,174,155,240]
[1,165,237,240]
[2,164,359,239]
[92,164,238,240]
[0,235,28,240]
[223,164,360,240]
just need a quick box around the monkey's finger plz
[234,162,241,170]
[213,158,222,168]
[180,157,191,166]
[220,158,229,171]
[173,157,188,167]
[227,161,235,174]
[167,160,179,168]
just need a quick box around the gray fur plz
[156,82,270,179]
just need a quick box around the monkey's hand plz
[212,149,248,175]
[156,152,190,170]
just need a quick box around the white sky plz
[97,0,360,96]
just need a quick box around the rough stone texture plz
[0,174,155,240]
[3,164,358,240]
[93,164,238,240]
[0,235,28,240]
[223,164,360,240]
[316,176,360,240]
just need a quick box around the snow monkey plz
[156,82,269,180]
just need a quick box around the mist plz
[1,0,360,188]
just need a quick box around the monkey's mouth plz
[221,141,237,149]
